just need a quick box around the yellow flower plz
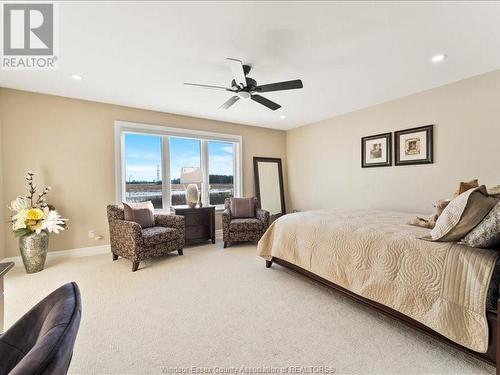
[26,208,44,221]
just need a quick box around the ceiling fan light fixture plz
[238,91,251,99]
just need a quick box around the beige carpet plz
[4,241,495,375]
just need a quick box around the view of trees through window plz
[123,133,236,208]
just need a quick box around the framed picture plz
[395,125,434,165]
[361,132,392,168]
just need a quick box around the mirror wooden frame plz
[253,157,286,217]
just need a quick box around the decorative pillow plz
[462,202,500,248]
[453,179,479,198]
[123,201,155,228]
[488,185,500,198]
[407,199,451,229]
[429,186,498,242]
[230,197,255,218]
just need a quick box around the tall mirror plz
[253,157,286,219]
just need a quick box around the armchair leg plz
[132,261,140,272]
[266,260,273,268]
[224,241,228,248]
[178,248,183,256]
[112,253,118,261]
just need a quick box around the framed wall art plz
[394,125,433,165]
[361,132,392,168]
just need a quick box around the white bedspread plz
[257,209,499,352]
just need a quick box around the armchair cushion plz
[142,226,179,247]
[154,213,184,231]
[229,218,264,232]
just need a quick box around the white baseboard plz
[1,244,110,266]
[2,233,224,266]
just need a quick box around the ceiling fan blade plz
[251,95,281,111]
[184,82,233,91]
[254,79,303,93]
[226,58,247,88]
[219,96,240,110]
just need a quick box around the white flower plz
[8,197,29,212]
[12,215,27,230]
[40,209,66,234]
[8,197,29,231]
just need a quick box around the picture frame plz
[394,125,434,166]
[361,132,392,168]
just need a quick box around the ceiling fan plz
[184,58,303,111]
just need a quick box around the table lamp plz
[180,167,202,208]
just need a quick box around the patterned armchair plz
[222,197,270,248]
[107,205,185,272]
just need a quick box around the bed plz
[257,209,500,372]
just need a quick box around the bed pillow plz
[462,202,500,248]
[453,179,479,198]
[230,197,255,218]
[429,186,498,242]
[123,201,155,228]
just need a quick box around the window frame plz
[115,121,242,211]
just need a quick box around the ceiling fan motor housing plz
[242,64,251,76]
[231,77,257,91]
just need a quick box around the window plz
[208,141,234,205]
[124,133,163,209]
[170,137,201,206]
[116,121,241,210]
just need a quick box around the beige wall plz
[3,69,499,257]
[287,70,500,214]
[0,89,287,257]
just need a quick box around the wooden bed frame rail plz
[265,257,500,374]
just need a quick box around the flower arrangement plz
[8,171,66,237]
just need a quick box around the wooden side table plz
[0,262,14,333]
[173,206,216,245]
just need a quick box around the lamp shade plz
[180,167,202,184]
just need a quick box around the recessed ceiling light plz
[71,74,82,80]
[431,54,447,63]
[279,115,286,119]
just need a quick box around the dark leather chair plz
[0,282,82,375]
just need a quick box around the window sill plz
[155,206,226,214]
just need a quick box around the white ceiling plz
[1,1,500,130]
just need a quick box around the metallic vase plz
[19,231,49,273]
